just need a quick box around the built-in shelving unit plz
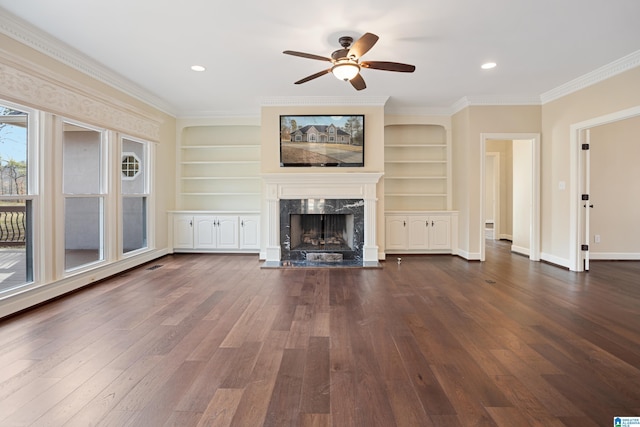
[384,123,450,211]
[178,125,261,211]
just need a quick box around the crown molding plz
[384,105,452,116]
[540,49,640,104]
[0,9,177,116]
[260,96,389,107]
[450,95,542,115]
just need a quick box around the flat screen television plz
[280,114,365,167]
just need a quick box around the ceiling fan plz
[283,32,416,91]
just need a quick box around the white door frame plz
[480,133,540,262]
[569,105,640,271]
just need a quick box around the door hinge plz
[582,143,590,150]
[581,244,589,251]
[581,194,589,201]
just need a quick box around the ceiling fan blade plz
[348,33,379,59]
[350,73,366,91]
[361,61,416,72]
[294,69,332,84]
[283,50,333,62]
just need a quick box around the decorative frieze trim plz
[0,10,175,117]
[0,56,162,141]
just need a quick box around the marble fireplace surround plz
[262,173,383,266]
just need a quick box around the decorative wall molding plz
[260,96,389,107]
[0,10,176,116]
[541,50,640,104]
[0,55,162,141]
[450,95,542,115]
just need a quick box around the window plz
[122,138,149,254]
[63,121,105,271]
[0,102,35,292]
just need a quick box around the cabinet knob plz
[425,220,428,227]
[403,221,406,227]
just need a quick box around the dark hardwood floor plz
[1,241,639,426]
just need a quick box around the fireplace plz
[290,214,353,252]
[280,199,364,262]
[262,172,382,267]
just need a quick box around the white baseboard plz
[457,249,482,261]
[511,245,530,256]
[589,252,640,260]
[540,252,571,269]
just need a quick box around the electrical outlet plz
[594,234,601,243]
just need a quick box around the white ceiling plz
[1,0,639,117]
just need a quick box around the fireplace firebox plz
[280,199,364,262]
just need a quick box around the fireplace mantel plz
[262,173,383,264]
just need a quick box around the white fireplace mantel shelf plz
[262,172,383,200]
[262,172,383,263]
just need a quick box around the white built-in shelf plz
[384,124,450,211]
[177,125,261,212]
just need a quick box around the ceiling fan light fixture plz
[332,60,360,81]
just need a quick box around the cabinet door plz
[239,215,260,250]
[407,216,430,250]
[428,215,451,250]
[385,216,408,250]
[194,215,217,249]
[173,215,194,249]
[216,216,239,249]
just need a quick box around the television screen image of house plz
[280,115,365,167]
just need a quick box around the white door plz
[407,216,429,250]
[385,216,407,250]
[194,215,217,249]
[429,215,452,250]
[240,215,260,250]
[580,129,591,271]
[216,216,239,249]
[173,215,194,249]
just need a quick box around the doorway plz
[480,133,540,262]
[570,106,640,271]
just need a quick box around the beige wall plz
[452,106,541,258]
[541,67,640,265]
[589,116,640,257]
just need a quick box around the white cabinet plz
[172,212,259,253]
[239,215,260,250]
[385,212,457,254]
[193,215,239,249]
[173,215,195,249]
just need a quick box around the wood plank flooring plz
[1,240,639,426]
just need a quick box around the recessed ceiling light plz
[191,65,206,72]
[481,62,497,70]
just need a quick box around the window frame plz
[120,135,152,257]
